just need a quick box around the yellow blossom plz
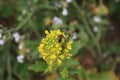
[60,55,64,59]
[57,59,62,66]
[45,30,49,34]
[38,29,72,71]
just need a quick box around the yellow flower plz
[60,55,64,59]
[57,59,62,66]
[38,29,72,71]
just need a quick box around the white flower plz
[71,32,77,41]
[66,0,72,3]
[93,16,101,23]
[62,8,68,16]
[52,16,63,24]
[93,26,98,32]
[18,42,24,50]
[17,55,24,63]
[0,39,5,46]
[13,32,21,42]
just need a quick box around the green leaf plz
[70,31,89,56]
[68,59,79,66]
[28,61,47,72]
[70,41,81,56]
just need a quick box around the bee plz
[58,35,65,43]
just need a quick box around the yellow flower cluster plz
[38,29,72,70]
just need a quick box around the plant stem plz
[10,12,33,33]
[72,0,95,39]
[72,0,102,57]
[7,52,12,80]
[95,0,103,56]
[96,0,103,40]
[6,42,12,80]
[88,16,102,56]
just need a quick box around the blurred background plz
[0,0,120,80]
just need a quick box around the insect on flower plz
[38,29,72,71]
[58,35,65,43]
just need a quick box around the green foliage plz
[28,61,47,72]
[0,0,120,80]
[109,0,120,20]
[70,41,81,56]
[60,68,69,78]
[0,5,13,18]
